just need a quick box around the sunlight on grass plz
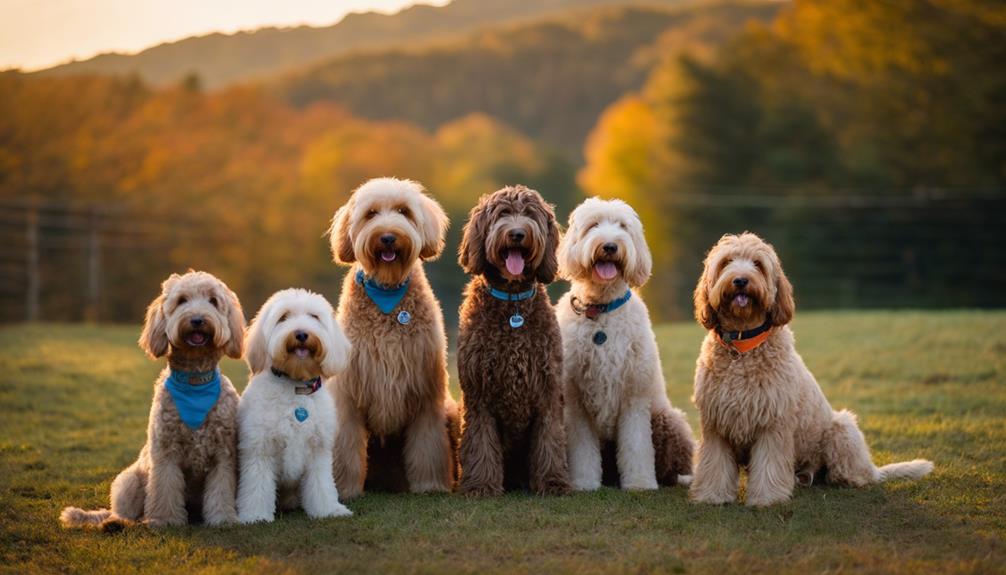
[1,312,1003,573]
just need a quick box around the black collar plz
[717,319,772,345]
[270,367,323,395]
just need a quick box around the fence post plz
[85,207,102,322]
[26,205,40,322]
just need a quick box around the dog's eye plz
[753,260,762,269]
[209,296,219,308]
[278,312,288,323]
[177,296,187,305]
[310,313,320,321]
[498,208,511,217]
[365,210,378,219]
[618,222,627,230]
[396,207,410,217]
[586,222,598,231]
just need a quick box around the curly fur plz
[61,271,245,529]
[236,289,353,523]
[456,185,570,496]
[556,198,694,490]
[328,177,459,497]
[689,233,933,506]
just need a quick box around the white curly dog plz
[557,198,694,491]
[237,288,353,522]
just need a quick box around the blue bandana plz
[164,368,221,429]
[356,269,410,314]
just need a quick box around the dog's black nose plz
[190,317,205,327]
[380,234,396,246]
[733,277,749,288]
[295,331,308,343]
[508,229,526,242]
[602,243,618,255]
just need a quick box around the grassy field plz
[1,311,1004,574]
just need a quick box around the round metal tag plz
[509,313,525,329]
[592,331,607,345]
[397,310,411,325]
[294,407,309,422]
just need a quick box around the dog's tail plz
[876,459,934,482]
[60,507,113,528]
[60,507,135,532]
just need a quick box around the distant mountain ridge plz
[35,0,696,89]
[274,2,780,155]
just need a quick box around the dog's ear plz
[556,213,578,280]
[623,212,652,288]
[458,197,488,275]
[138,275,178,358]
[320,312,352,378]
[418,192,449,261]
[693,262,717,330]
[243,309,269,374]
[536,202,561,285]
[222,286,246,359]
[769,259,795,327]
[329,200,356,265]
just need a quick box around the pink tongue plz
[381,250,397,262]
[505,250,525,276]
[295,348,310,358]
[188,333,206,345]
[734,294,750,308]
[594,262,618,280]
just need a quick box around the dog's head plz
[138,271,245,360]
[244,289,351,380]
[694,232,794,331]
[458,185,561,284]
[329,177,449,286]
[558,197,651,288]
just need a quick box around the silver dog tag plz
[509,313,525,329]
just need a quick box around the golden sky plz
[0,0,447,71]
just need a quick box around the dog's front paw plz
[409,480,450,495]
[237,510,274,524]
[145,516,187,528]
[534,476,571,496]
[460,482,504,498]
[689,487,736,505]
[204,510,238,527]
[309,503,353,519]
[337,482,363,500]
[571,479,601,492]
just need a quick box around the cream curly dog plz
[237,289,353,523]
[61,271,245,529]
[690,233,933,506]
[557,198,694,491]
[329,177,459,497]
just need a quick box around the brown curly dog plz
[61,271,245,529]
[456,185,571,496]
[690,233,933,506]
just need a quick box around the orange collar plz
[716,322,773,353]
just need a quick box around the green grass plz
[1,311,1004,574]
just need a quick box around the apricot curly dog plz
[690,233,933,506]
[61,271,245,529]
[456,185,570,496]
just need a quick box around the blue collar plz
[164,368,221,429]
[488,285,536,302]
[571,289,632,320]
[356,269,409,314]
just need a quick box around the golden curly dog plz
[689,233,933,506]
[61,271,245,529]
[329,177,459,497]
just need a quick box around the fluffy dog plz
[61,271,245,529]
[237,289,353,522]
[456,185,570,496]
[328,177,458,497]
[690,232,933,506]
[556,198,694,490]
